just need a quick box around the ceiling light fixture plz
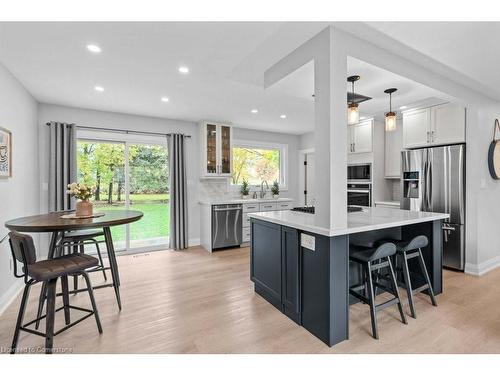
[94,86,104,92]
[400,105,408,110]
[384,88,398,132]
[178,66,189,74]
[161,97,170,102]
[251,109,258,114]
[347,75,361,125]
[280,114,286,119]
[87,44,102,53]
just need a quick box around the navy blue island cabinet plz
[250,220,302,324]
[249,214,445,347]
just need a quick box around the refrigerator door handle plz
[427,157,433,211]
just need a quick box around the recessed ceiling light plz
[94,86,104,92]
[280,114,286,119]
[400,105,408,110]
[251,109,258,114]
[178,66,189,74]
[360,116,367,120]
[161,97,170,103]
[87,44,101,53]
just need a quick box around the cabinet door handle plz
[426,131,430,143]
[431,130,435,143]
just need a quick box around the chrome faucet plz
[260,180,269,198]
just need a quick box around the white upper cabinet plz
[200,121,232,178]
[402,108,431,148]
[402,103,465,149]
[432,103,466,145]
[385,119,403,178]
[348,119,373,154]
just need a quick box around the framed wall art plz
[0,127,12,178]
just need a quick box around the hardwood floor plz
[1,246,500,354]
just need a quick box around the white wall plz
[0,63,39,314]
[37,104,201,246]
[464,104,500,275]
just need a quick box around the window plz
[231,141,287,188]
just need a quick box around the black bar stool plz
[349,242,407,339]
[393,235,437,318]
[8,231,103,354]
[61,229,108,292]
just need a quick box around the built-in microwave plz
[347,163,372,183]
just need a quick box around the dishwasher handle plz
[213,207,242,212]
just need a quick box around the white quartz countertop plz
[199,197,294,205]
[374,201,401,207]
[247,207,450,237]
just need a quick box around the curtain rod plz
[45,123,192,138]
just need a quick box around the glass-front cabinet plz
[200,121,232,177]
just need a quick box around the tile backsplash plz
[199,178,233,201]
[391,179,401,201]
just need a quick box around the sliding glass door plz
[128,143,169,249]
[76,132,169,252]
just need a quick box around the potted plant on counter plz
[67,182,96,217]
[240,179,250,199]
[271,180,280,199]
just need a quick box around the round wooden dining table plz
[5,210,143,314]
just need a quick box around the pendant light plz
[347,75,360,125]
[384,88,398,132]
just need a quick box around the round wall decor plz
[488,119,500,179]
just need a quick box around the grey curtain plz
[48,122,77,211]
[168,134,188,250]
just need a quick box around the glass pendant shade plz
[347,103,359,125]
[385,111,397,132]
[384,88,398,132]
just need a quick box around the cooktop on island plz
[291,206,363,214]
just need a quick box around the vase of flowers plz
[240,179,250,199]
[67,182,95,217]
[271,180,280,199]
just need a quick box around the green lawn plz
[95,201,170,243]
[94,193,169,203]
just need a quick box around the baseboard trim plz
[188,238,201,247]
[0,279,24,317]
[465,255,500,276]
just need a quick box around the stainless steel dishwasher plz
[212,204,242,249]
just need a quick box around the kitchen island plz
[248,207,449,347]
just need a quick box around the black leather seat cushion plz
[63,229,104,241]
[393,235,429,252]
[27,253,99,281]
[350,243,397,262]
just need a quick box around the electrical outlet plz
[301,233,316,251]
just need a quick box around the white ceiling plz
[269,57,446,119]
[365,22,500,101]
[0,22,495,135]
[0,22,327,134]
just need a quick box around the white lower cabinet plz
[242,227,251,242]
[259,202,277,211]
[241,200,294,244]
[243,212,251,227]
[243,203,259,212]
[277,201,293,210]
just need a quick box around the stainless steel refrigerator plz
[401,144,465,270]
